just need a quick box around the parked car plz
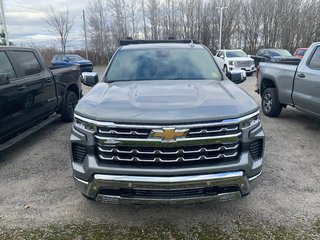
[51,54,93,72]
[0,47,82,151]
[252,48,293,67]
[214,49,255,76]
[70,39,265,204]
[256,42,320,118]
[293,48,308,58]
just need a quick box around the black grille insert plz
[72,143,87,163]
[98,186,240,199]
[249,139,263,160]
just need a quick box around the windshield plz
[269,50,292,57]
[225,50,248,58]
[105,48,222,82]
[295,49,307,56]
[67,55,85,61]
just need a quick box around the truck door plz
[292,46,320,115]
[9,50,57,119]
[0,51,34,143]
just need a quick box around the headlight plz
[74,117,97,132]
[228,60,235,65]
[240,113,260,129]
[250,60,254,65]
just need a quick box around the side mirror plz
[0,73,10,85]
[227,70,246,84]
[220,55,225,59]
[82,72,98,87]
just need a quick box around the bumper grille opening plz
[72,143,87,163]
[249,139,263,160]
[98,186,240,199]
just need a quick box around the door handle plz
[17,86,26,91]
[297,73,305,78]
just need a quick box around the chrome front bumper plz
[74,171,261,204]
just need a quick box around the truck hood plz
[75,80,258,123]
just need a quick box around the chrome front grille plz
[187,125,238,137]
[93,120,242,165]
[97,142,240,163]
[98,127,150,139]
[235,61,252,68]
[97,124,239,139]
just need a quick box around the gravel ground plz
[0,67,319,238]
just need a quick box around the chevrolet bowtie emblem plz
[150,128,189,141]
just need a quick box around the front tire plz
[261,88,282,117]
[61,91,78,122]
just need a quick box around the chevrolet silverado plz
[70,40,265,204]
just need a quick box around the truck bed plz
[259,61,298,105]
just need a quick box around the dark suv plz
[51,54,93,72]
[253,49,293,67]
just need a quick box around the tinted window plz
[66,54,84,61]
[257,50,265,56]
[0,51,16,80]
[106,48,222,82]
[11,51,42,76]
[308,46,320,70]
[269,49,292,57]
[296,49,307,56]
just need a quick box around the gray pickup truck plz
[70,40,265,204]
[0,47,82,151]
[257,42,320,118]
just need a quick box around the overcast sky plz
[2,0,89,49]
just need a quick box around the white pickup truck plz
[215,49,255,76]
[256,42,320,118]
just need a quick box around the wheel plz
[261,88,282,117]
[61,91,78,122]
[247,72,253,76]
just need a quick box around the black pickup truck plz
[0,47,82,151]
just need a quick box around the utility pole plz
[0,0,9,46]
[216,6,227,50]
[82,10,88,59]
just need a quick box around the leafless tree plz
[147,0,161,39]
[45,6,75,54]
[88,0,113,64]
[86,0,320,64]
